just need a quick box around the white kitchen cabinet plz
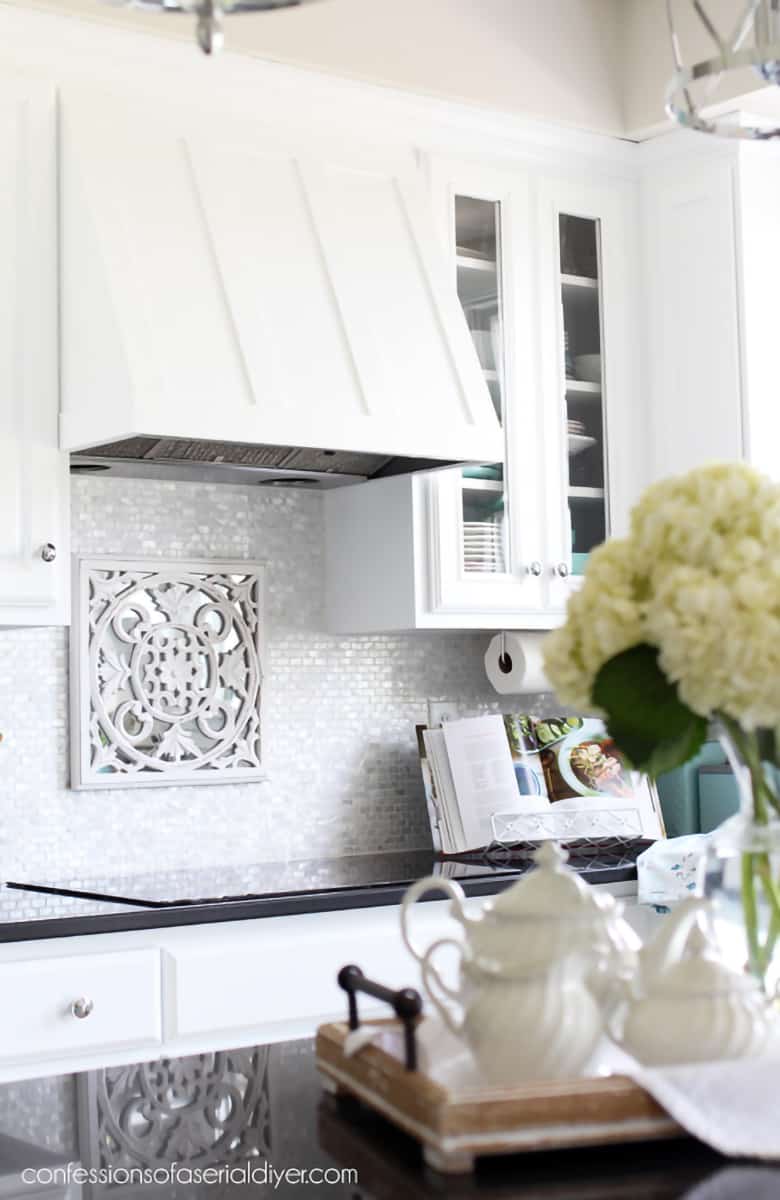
[641,133,780,485]
[325,156,644,632]
[165,901,454,1042]
[0,902,461,1081]
[0,73,69,626]
[0,881,640,1082]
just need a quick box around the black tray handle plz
[337,964,423,1072]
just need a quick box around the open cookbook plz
[417,714,665,855]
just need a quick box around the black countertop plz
[1,843,644,943]
[0,1034,748,1198]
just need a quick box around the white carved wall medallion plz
[71,557,265,788]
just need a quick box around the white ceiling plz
[0,0,773,138]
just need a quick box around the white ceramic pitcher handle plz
[400,876,467,966]
[606,997,628,1048]
[420,938,466,1036]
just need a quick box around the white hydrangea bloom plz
[543,538,644,710]
[543,463,780,731]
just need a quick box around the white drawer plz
[168,905,452,1039]
[0,949,162,1064]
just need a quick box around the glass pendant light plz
[104,0,325,56]
[666,0,780,138]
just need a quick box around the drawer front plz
[169,904,456,1039]
[0,949,161,1063]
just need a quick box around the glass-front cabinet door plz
[537,174,639,616]
[455,195,507,574]
[560,214,608,572]
[426,158,546,620]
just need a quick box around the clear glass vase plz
[701,721,780,997]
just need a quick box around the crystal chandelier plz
[104,0,324,56]
[666,0,780,137]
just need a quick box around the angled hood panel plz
[59,90,503,479]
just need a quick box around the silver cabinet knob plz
[71,997,94,1020]
[526,561,543,577]
[41,543,57,563]
[554,561,570,578]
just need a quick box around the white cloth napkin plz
[345,1017,780,1159]
[626,1056,780,1160]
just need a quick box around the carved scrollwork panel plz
[77,1048,272,1195]
[71,558,265,788]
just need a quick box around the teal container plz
[655,741,728,837]
[698,767,740,833]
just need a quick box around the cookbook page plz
[530,715,664,840]
[423,728,465,854]
[442,715,547,850]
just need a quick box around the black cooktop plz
[2,841,647,943]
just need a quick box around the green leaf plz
[592,643,708,779]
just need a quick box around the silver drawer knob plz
[41,543,57,563]
[71,997,94,1020]
[526,561,543,577]
[554,561,570,578]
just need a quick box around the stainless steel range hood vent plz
[70,436,459,488]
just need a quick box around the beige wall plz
[5,0,775,137]
[12,0,627,133]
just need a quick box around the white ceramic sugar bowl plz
[400,842,639,992]
[615,899,780,1066]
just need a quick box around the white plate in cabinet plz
[0,950,161,1064]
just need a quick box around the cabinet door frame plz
[0,73,68,624]
[535,173,643,613]
[423,156,547,619]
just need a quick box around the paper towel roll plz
[484,631,550,695]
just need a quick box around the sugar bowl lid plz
[488,841,599,918]
[655,925,759,997]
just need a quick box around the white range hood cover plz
[59,89,503,480]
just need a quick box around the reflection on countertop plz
[0,1036,765,1199]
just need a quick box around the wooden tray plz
[316,1020,684,1175]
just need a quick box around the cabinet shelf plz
[456,250,496,272]
[457,251,499,307]
[461,478,504,493]
[561,273,598,290]
[561,275,600,319]
[566,379,601,399]
[569,486,605,501]
[568,434,597,457]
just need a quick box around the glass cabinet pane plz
[560,213,607,576]
[454,196,508,575]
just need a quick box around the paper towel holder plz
[498,630,513,675]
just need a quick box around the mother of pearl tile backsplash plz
[0,476,550,879]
